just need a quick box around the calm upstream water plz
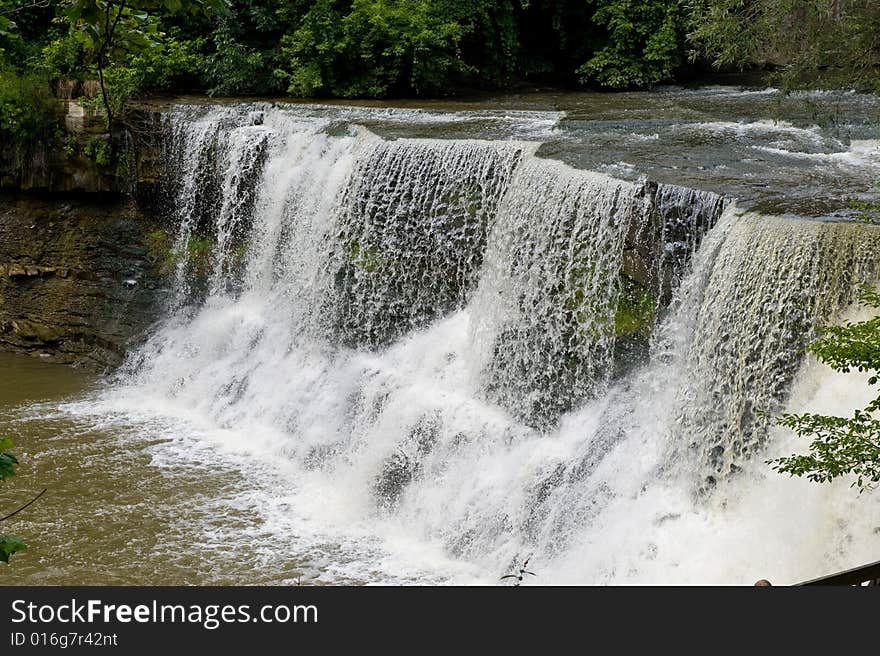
[3,87,880,585]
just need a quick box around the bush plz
[577,0,685,89]
[769,287,880,491]
[0,70,60,144]
[279,0,485,97]
[128,33,204,92]
[84,137,111,166]
[687,0,880,90]
[37,33,87,81]
[204,33,281,96]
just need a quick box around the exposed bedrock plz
[0,195,167,369]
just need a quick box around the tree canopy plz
[0,0,875,104]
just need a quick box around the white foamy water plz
[56,103,880,584]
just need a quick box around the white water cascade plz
[105,103,880,584]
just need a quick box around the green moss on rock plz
[615,276,656,337]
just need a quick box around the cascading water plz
[471,159,650,426]
[332,137,523,347]
[669,213,880,491]
[101,102,880,583]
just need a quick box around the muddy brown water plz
[0,352,307,585]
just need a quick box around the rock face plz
[0,101,167,198]
[0,195,166,369]
[0,138,117,194]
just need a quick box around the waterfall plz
[471,159,651,426]
[108,103,880,583]
[332,138,524,347]
[667,211,880,492]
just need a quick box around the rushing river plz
[2,87,880,584]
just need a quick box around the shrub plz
[0,70,60,144]
[577,0,685,89]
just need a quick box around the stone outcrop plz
[0,98,172,369]
[0,195,167,369]
[0,100,167,198]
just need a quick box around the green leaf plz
[769,287,880,492]
[0,436,18,482]
[0,535,27,563]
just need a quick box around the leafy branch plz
[0,435,30,563]
[768,287,880,491]
[63,0,226,150]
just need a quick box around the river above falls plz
[147,85,880,218]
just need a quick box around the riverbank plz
[0,195,165,369]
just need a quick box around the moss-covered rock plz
[615,275,656,338]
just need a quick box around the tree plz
[577,0,685,89]
[277,0,521,98]
[687,1,880,90]
[62,0,225,142]
[769,288,880,491]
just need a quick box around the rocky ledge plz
[0,195,167,369]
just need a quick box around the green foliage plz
[64,1,164,65]
[0,12,15,39]
[0,70,60,144]
[196,0,286,95]
[37,32,88,80]
[3,1,880,102]
[64,132,77,156]
[772,411,880,490]
[0,0,62,68]
[688,1,880,90]
[0,535,27,562]
[183,236,215,275]
[60,0,225,133]
[204,31,278,95]
[279,0,473,98]
[129,32,203,90]
[577,0,685,89]
[686,0,764,70]
[0,435,18,482]
[769,288,880,491]
[0,436,27,565]
[115,141,132,179]
[84,135,111,165]
[101,64,142,117]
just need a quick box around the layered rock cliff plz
[0,195,166,369]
